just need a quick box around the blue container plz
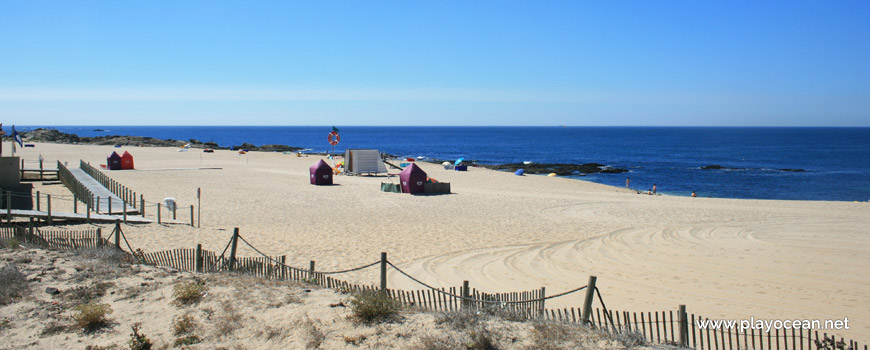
[455,165,467,171]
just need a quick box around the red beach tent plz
[121,151,135,170]
[399,163,427,194]
[310,159,334,185]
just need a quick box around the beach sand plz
[15,142,870,341]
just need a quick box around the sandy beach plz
[14,142,870,342]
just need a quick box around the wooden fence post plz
[108,196,112,215]
[6,192,11,222]
[96,228,102,247]
[195,244,203,273]
[157,203,161,224]
[228,228,239,270]
[140,195,145,217]
[539,286,546,317]
[190,205,194,226]
[114,219,121,250]
[380,252,387,292]
[123,201,127,223]
[679,304,689,347]
[462,280,470,310]
[581,275,598,325]
[36,191,40,211]
[133,192,136,209]
[96,196,100,214]
[86,197,91,223]
[172,204,176,220]
[73,193,78,213]
[47,195,52,224]
[309,260,316,281]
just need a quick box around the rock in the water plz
[779,168,806,172]
[479,163,628,175]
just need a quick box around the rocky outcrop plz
[22,128,302,152]
[701,164,806,172]
[479,162,628,175]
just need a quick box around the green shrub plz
[73,303,113,332]
[349,290,401,324]
[173,335,202,347]
[172,280,208,306]
[128,323,152,350]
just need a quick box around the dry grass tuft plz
[349,290,402,324]
[303,320,326,349]
[72,302,113,333]
[0,238,21,249]
[435,310,486,330]
[64,281,115,305]
[214,300,244,337]
[172,314,198,336]
[467,326,499,350]
[0,264,28,305]
[343,334,367,345]
[413,333,466,350]
[172,279,208,306]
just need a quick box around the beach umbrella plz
[442,161,452,170]
[454,158,464,165]
[515,169,524,176]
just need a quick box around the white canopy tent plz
[344,149,387,175]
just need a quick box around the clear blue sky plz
[1,1,868,126]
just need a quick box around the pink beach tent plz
[309,159,334,185]
[399,163,427,194]
[107,152,122,170]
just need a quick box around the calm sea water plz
[20,126,870,202]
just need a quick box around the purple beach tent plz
[309,159,334,185]
[107,151,122,170]
[399,163,427,194]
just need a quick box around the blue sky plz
[1,1,868,126]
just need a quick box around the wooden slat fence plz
[0,225,101,250]
[4,223,867,350]
[534,307,868,350]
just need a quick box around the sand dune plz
[15,142,870,341]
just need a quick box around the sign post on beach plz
[328,126,340,161]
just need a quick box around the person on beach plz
[653,184,657,195]
[626,177,630,188]
[692,191,697,197]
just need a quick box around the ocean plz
[19,126,870,202]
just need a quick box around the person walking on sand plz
[652,184,657,195]
[626,177,630,188]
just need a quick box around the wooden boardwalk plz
[67,168,137,214]
[3,209,185,224]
